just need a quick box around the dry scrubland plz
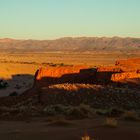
[1,52,139,96]
[0,52,140,140]
[0,52,140,78]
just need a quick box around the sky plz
[0,0,140,39]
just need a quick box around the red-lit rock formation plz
[33,58,140,89]
[97,66,123,72]
[36,66,89,80]
[111,72,140,81]
[111,58,140,81]
[34,66,103,88]
[20,58,140,107]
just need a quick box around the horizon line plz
[0,36,140,41]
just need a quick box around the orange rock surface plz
[111,72,140,81]
[34,58,140,86]
[36,65,89,80]
[97,66,123,72]
[115,58,140,71]
[111,58,140,81]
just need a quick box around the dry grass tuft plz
[121,111,140,121]
[42,104,95,119]
[81,135,94,140]
[104,117,118,128]
[49,83,103,91]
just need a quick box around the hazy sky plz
[0,0,140,39]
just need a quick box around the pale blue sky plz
[0,0,140,39]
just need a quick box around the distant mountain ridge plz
[0,37,140,52]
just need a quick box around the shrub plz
[81,136,93,140]
[121,111,140,121]
[0,80,8,89]
[9,91,18,97]
[127,101,137,109]
[104,118,118,128]
[109,107,124,116]
[68,104,95,119]
[81,131,95,140]
[43,105,57,116]
[95,109,109,116]
[42,104,95,119]
[0,106,11,112]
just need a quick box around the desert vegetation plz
[121,111,140,121]
[0,53,140,140]
[0,80,8,89]
[104,118,118,128]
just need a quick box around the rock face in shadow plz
[34,58,140,88]
[0,74,34,97]
[36,66,88,80]
[34,66,116,89]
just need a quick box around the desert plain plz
[0,51,140,140]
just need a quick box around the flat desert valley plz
[0,52,140,96]
[0,51,140,140]
[1,52,140,77]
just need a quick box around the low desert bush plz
[0,105,37,117]
[121,111,140,121]
[104,117,118,128]
[0,106,19,115]
[109,107,124,116]
[0,80,8,89]
[96,107,124,117]
[81,136,94,140]
[9,91,18,97]
[43,104,95,119]
[95,109,109,116]
[0,106,11,112]
[70,104,95,119]
[81,130,95,140]
[43,104,66,116]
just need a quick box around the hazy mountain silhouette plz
[0,37,140,52]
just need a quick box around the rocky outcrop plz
[34,66,104,88]
[111,72,140,81]
[115,58,140,72]
[33,58,140,89]
[36,66,88,80]
[20,58,140,107]
[97,66,123,72]
[111,58,140,81]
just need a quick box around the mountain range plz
[0,37,140,52]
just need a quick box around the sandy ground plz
[0,52,140,68]
[0,117,139,140]
[1,52,140,79]
[0,74,33,97]
[0,52,140,97]
[0,52,140,140]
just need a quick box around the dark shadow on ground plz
[0,74,34,97]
